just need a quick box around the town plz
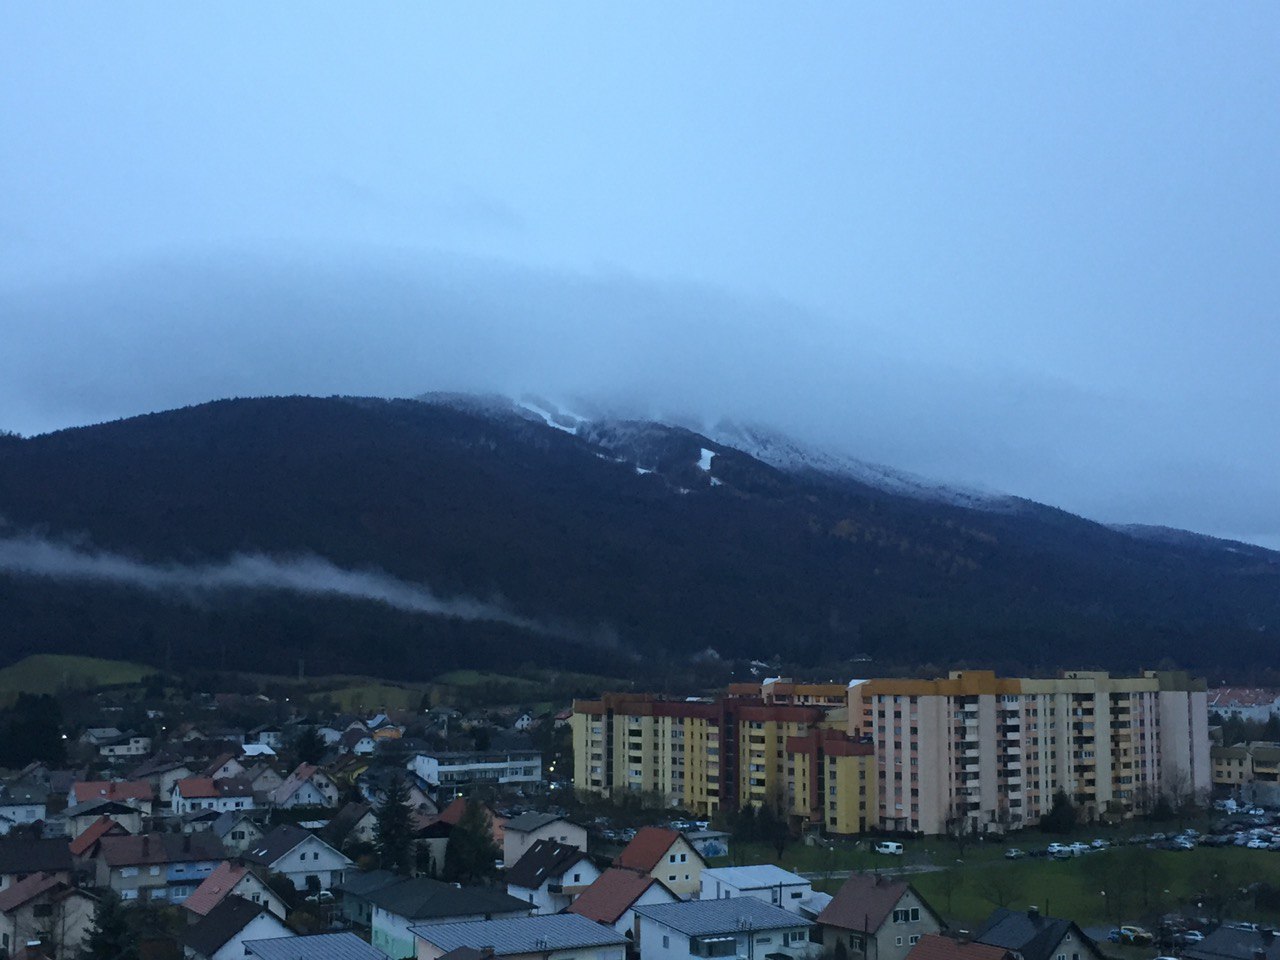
[1,662,1280,960]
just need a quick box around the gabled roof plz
[1186,927,1280,960]
[503,812,565,834]
[567,868,671,924]
[975,908,1098,960]
[908,935,1015,960]
[0,872,64,913]
[176,776,254,799]
[212,810,261,840]
[184,861,251,916]
[202,753,240,777]
[183,895,274,958]
[96,832,224,867]
[270,764,325,805]
[320,802,375,847]
[634,898,812,937]
[71,780,153,805]
[505,839,591,890]
[366,877,529,921]
[613,826,695,873]
[334,869,401,899]
[411,914,626,956]
[0,838,73,876]
[69,816,129,857]
[245,932,386,960]
[702,864,808,890]
[242,824,314,865]
[817,874,922,933]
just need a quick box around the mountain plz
[0,394,1276,681]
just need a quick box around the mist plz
[0,533,557,637]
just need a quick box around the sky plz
[2,5,1278,547]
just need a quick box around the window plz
[910,936,920,945]
[896,937,903,946]
[663,936,670,949]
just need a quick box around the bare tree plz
[979,869,1020,909]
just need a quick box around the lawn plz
[324,682,423,712]
[0,654,153,703]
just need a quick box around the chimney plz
[956,931,972,945]
[1027,906,1040,921]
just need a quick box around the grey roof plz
[503,812,566,834]
[335,869,401,899]
[504,839,590,890]
[411,913,627,955]
[245,932,386,960]
[975,909,1100,960]
[1185,928,1280,960]
[367,877,529,921]
[0,838,73,875]
[634,898,813,937]
[243,824,320,865]
[212,809,260,839]
[701,865,809,890]
[184,895,269,957]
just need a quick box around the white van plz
[873,841,904,855]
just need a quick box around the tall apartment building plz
[570,693,875,835]
[849,670,1210,835]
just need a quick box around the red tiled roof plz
[908,935,1013,960]
[567,868,666,924]
[0,872,63,913]
[72,780,153,805]
[1210,688,1280,708]
[183,861,247,917]
[613,827,681,873]
[817,874,915,933]
[178,777,220,799]
[69,816,128,857]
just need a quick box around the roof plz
[203,753,239,776]
[0,781,50,806]
[69,816,128,856]
[908,935,1015,960]
[633,898,813,936]
[270,764,322,805]
[0,838,73,876]
[817,875,916,933]
[365,877,529,921]
[1209,687,1280,708]
[334,869,401,899]
[183,861,250,917]
[97,832,224,867]
[567,868,669,924]
[71,780,153,805]
[184,895,272,958]
[212,809,260,839]
[1185,927,1280,960]
[244,932,386,960]
[503,812,565,834]
[320,802,374,846]
[411,914,627,955]
[0,872,64,913]
[243,824,315,865]
[505,839,590,890]
[975,908,1098,960]
[177,776,254,799]
[613,826,688,873]
[702,865,808,890]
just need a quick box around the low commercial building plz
[635,897,814,960]
[408,750,543,794]
[700,865,812,912]
[412,913,627,960]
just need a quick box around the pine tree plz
[443,800,500,885]
[374,774,415,875]
[82,890,139,960]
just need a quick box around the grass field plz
[0,654,153,703]
[324,682,423,712]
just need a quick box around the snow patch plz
[709,477,723,487]
[516,399,578,434]
[697,448,715,472]
[635,466,654,476]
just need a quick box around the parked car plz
[874,841,904,855]
[1046,842,1071,858]
[1005,848,1026,860]
[1174,931,1205,945]
[1120,926,1154,945]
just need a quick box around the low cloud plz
[0,534,556,636]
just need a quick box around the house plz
[0,872,97,960]
[92,833,225,904]
[241,743,277,760]
[243,764,284,801]
[68,780,154,815]
[334,869,400,930]
[0,840,73,892]
[171,777,256,815]
[269,764,339,809]
[182,895,292,960]
[340,730,377,756]
[612,827,705,899]
[505,839,600,914]
[501,812,586,865]
[320,802,378,852]
[203,754,246,782]
[0,783,49,836]
[700,865,813,912]
[211,811,264,856]
[907,935,1016,960]
[249,725,284,750]
[68,816,130,859]
[817,876,944,960]
[184,861,289,921]
[512,713,534,732]
[244,932,386,960]
[98,733,152,761]
[566,867,678,936]
[974,909,1104,960]
[359,769,435,813]
[369,877,531,960]
[411,913,627,960]
[684,829,730,859]
[635,898,815,960]
[63,799,144,838]
[81,727,124,747]
[242,824,352,892]
[128,757,197,799]
[407,750,542,794]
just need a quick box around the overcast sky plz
[3,5,1278,547]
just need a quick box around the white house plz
[242,825,352,892]
[368,878,531,960]
[171,778,255,816]
[567,868,679,936]
[635,898,815,960]
[268,765,339,809]
[184,862,289,921]
[501,812,587,866]
[412,914,626,960]
[0,783,48,835]
[183,895,291,960]
[505,839,599,915]
[100,734,152,760]
[700,865,813,912]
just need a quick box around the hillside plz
[0,394,1276,679]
